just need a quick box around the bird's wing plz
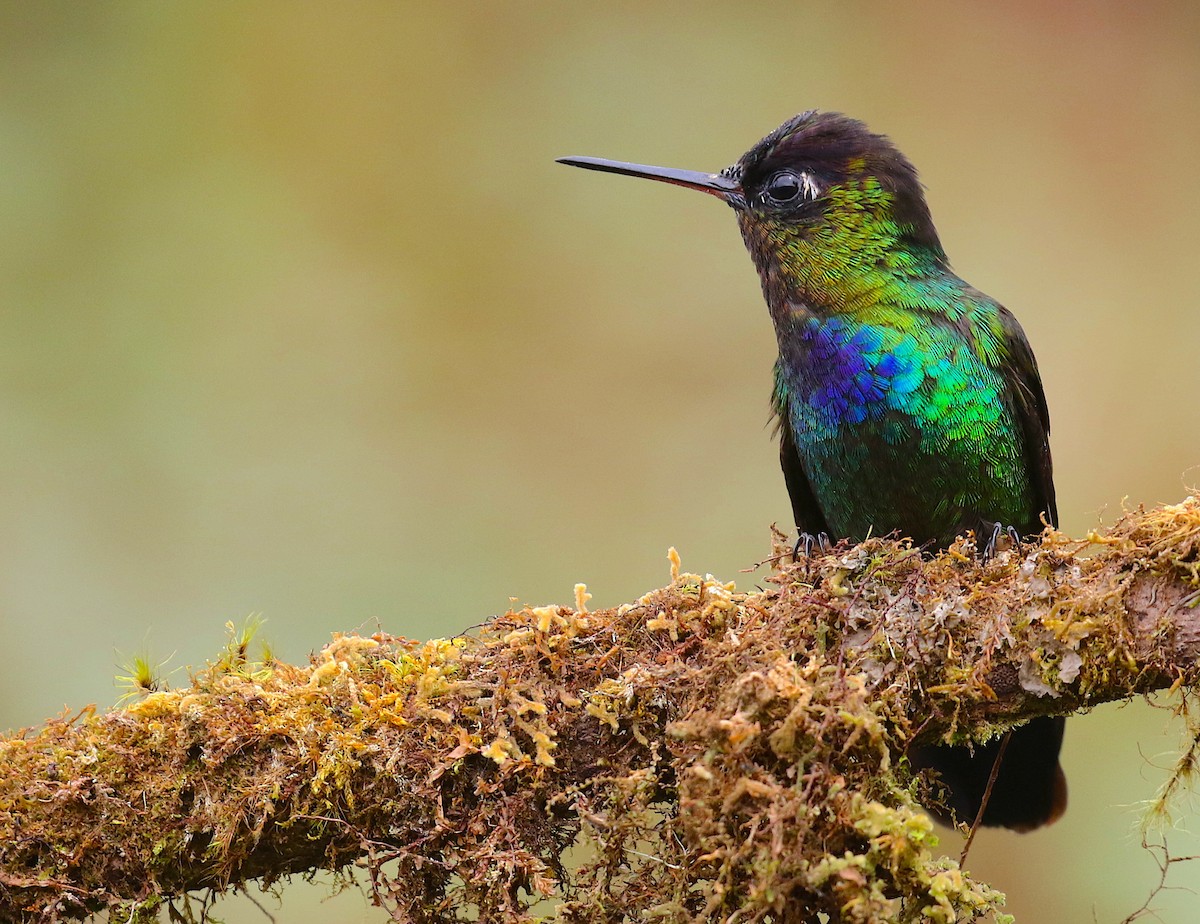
[996,306,1057,530]
[773,364,833,536]
[779,417,834,535]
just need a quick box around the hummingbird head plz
[724,111,942,254]
[559,111,947,310]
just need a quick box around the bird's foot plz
[792,531,831,561]
[980,521,1023,561]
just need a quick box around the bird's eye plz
[763,170,815,206]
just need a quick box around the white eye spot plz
[763,170,821,206]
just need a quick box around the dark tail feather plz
[910,716,1067,832]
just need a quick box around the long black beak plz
[556,156,738,201]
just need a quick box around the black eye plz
[763,170,813,206]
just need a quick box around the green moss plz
[5,499,1200,921]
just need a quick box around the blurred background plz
[1,2,1198,920]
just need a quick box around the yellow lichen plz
[6,499,1200,923]
[668,545,682,582]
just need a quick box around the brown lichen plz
[5,498,1200,922]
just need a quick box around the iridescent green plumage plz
[558,111,1064,832]
[724,115,1055,549]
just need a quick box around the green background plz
[2,2,1199,920]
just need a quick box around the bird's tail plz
[910,715,1067,832]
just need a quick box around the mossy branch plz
[5,499,1200,923]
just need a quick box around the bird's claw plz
[980,522,1023,561]
[792,531,831,561]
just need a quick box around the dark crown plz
[725,111,943,254]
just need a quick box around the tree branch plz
[4,498,1200,923]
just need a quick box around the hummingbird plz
[558,111,1065,832]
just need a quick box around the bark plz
[3,497,1200,923]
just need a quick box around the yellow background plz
[2,2,1199,920]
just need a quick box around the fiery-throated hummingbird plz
[558,111,1065,831]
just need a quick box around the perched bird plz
[558,111,1065,831]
